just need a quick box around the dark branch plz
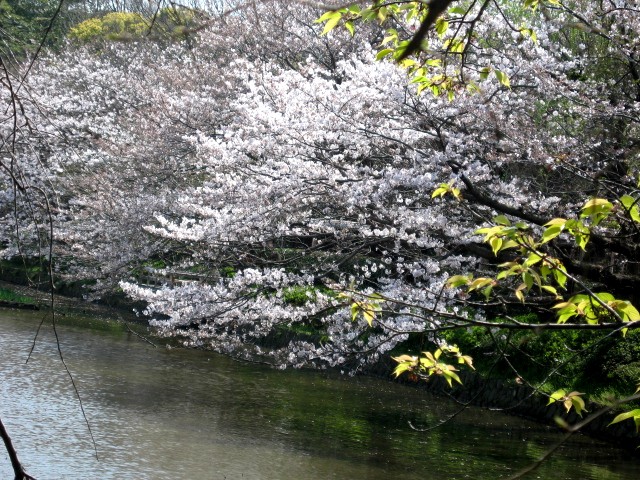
[398,0,457,60]
[0,417,36,480]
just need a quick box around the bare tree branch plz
[0,417,36,480]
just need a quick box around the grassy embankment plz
[0,287,36,305]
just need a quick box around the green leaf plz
[468,277,494,291]
[545,218,568,227]
[557,312,576,324]
[547,390,586,415]
[319,12,342,36]
[431,183,451,198]
[569,393,587,416]
[519,27,537,43]
[613,300,640,322]
[382,28,400,44]
[493,215,511,226]
[554,268,567,289]
[459,355,474,370]
[375,48,394,61]
[448,39,465,53]
[541,224,563,243]
[435,18,449,38]
[575,233,589,250]
[475,225,504,242]
[620,195,640,223]
[344,20,355,37]
[548,389,566,404]
[482,285,493,301]
[524,252,543,267]
[580,198,613,218]
[442,368,462,386]
[609,409,640,432]
[351,303,359,321]
[497,265,519,280]
[494,69,511,88]
[466,81,481,94]
[540,264,552,278]
[315,10,339,23]
[490,236,503,256]
[595,291,616,302]
[446,345,460,354]
[360,7,377,22]
[447,274,471,288]
[377,5,389,23]
[363,307,375,326]
[392,362,410,377]
[393,354,416,363]
[501,239,519,250]
[554,416,570,430]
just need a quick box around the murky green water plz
[1,309,638,479]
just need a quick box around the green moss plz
[282,285,318,306]
[220,266,236,278]
[145,259,167,269]
[0,287,35,305]
[52,314,127,332]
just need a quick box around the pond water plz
[1,309,638,479]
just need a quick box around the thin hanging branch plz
[1,0,98,466]
[0,417,36,480]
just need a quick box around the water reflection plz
[1,309,638,479]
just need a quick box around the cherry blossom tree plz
[126,1,638,371]
[3,1,636,377]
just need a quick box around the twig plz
[0,416,37,480]
[117,313,158,348]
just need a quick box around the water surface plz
[1,309,638,479]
